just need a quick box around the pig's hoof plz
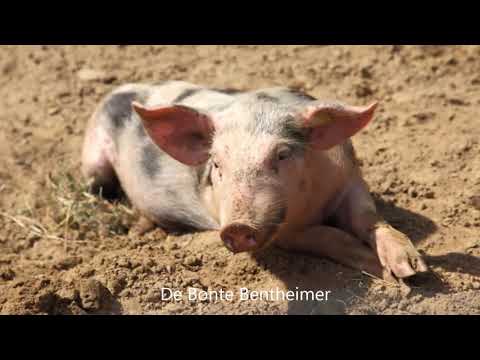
[129,216,157,237]
[375,225,429,279]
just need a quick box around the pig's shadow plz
[252,196,439,314]
[396,251,480,302]
[252,248,373,315]
[371,193,438,245]
[424,252,480,278]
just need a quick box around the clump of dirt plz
[1,45,479,314]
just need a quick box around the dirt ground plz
[0,45,479,315]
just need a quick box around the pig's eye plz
[276,146,293,162]
[213,161,219,169]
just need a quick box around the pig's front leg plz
[128,208,166,238]
[335,177,428,279]
[129,214,158,237]
[276,226,385,278]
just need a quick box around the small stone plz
[0,268,15,281]
[116,258,133,269]
[168,243,180,251]
[449,98,467,106]
[360,66,373,79]
[79,279,107,311]
[102,75,117,84]
[184,255,202,267]
[161,303,184,314]
[424,190,435,199]
[397,299,409,310]
[108,275,127,296]
[355,83,374,98]
[53,256,82,271]
[145,289,161,303]
[391,45,402,53]
[58,90,71,98]
[56,287,80,302]
[413,112,435,123]
[79,268,95,278]
[2,59,17,74]
[377,299,389,311]
[36,291,57,313]
[409,294,423,303]
[408,188,418,198]
[446,57,458,66]
[471,76,480,85]
[77,69,116,84]
[77,68,106,82]
[48,107,61,116]
[470,196,480,210]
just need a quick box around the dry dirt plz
[1,45,480,315]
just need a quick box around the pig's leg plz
[129,212,161,237]
[81,123,119,199]
[276,226,385,278]
[335,177,428,279]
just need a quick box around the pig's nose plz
[220,223,258,253]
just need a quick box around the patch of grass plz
[2,166,135,245]
[45,169,134,238]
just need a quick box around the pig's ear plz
[132,102,215,166]
[301,101,378,150]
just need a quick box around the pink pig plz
[82,81,428,281]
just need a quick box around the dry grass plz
[1,166,135,246]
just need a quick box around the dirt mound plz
[1,45,479,314]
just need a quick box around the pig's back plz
[98,81,229,231]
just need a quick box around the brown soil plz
[1,45,479,315]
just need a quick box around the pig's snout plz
[220,223,258,253]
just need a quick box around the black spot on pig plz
[256,92,280,103]
[173,88,200,103]
[287,88,316,101]
[104,91,138,129]
[141,143,161,179]
[211,87,242,95]
[136,121,147,138]
[281,116,308,147]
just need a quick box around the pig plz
[81,80,428,281]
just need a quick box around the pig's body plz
[82,80,428,281]
[82,82,228,231]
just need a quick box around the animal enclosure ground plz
[0,45,480,314]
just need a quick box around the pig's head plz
[132,93,377,253]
